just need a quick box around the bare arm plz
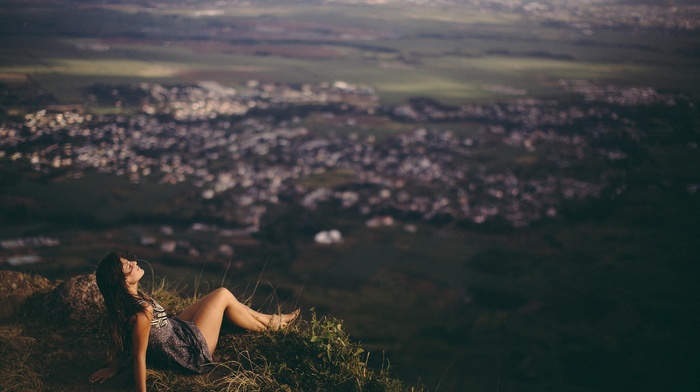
[132,309,152,392]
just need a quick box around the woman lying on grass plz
[89,251,300,391]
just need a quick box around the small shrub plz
[212,310,411,392]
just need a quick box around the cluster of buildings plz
[0,236,60,250]
[2,79,656,234]
[392,80,677,127]
[325,1,700,32]
[0,236,60,266]
[140,80,378,121]
[558,80,678,107]
[455,0,700,32]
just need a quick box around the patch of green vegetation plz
[211,311,408,392]
[2,173,193,225]
[83,105,137,116]
[298,168,358,190]
[301,113,414,140]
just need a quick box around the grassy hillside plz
[0,273,419,392]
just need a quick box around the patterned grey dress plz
[138,298,213,373]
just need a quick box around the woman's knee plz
[212,287,236,302]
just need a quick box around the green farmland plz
[1,2,699,107]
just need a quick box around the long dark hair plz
[95,251,147,365]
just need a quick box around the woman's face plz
[120,257,144,284]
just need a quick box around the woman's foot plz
[267,309,300,330]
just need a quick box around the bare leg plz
[179,289,269,323]
[179,288,299,353]
[180,289,299,326]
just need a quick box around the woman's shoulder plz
[131,308,152,336]
[130,297,154,323]
[136,295,157,308]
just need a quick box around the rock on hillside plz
[40,273,105,332]
[0,272,125,392]
[4,272,108,334]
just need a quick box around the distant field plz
[0,2,698,107]
[1,173,192,224]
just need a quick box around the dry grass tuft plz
[0,325,44,392]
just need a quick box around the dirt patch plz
[0,73,28,83]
